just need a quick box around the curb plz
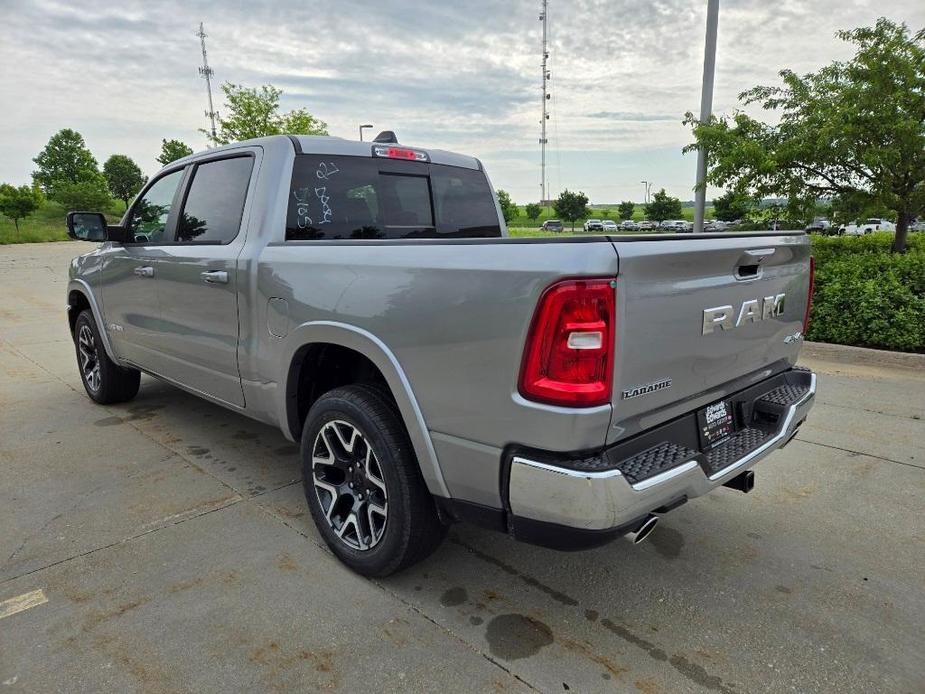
[801,341,925,371]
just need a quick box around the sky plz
[2,0,923,204]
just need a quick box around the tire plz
[301,385,447,576]
[73,309,140,404]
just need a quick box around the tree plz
[618,201,636,219]
[712,190,753,221]
[685,18,925,253]
[644,188,682,221]
[525,203,542,221]
[54,180,112,211]
[0,184,42,232]
[553,190,590,231]
[32,129,103,197]
[205,83,329,145]
[157,139,193,166]
[496,189,517,222]
[103,155,146,207]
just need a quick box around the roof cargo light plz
[373,146,429,162]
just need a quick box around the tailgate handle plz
[735,248,775,280]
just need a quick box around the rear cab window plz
[286,155,501,240]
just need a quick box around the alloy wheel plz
[77,324,101,392]
[311,420,388,551]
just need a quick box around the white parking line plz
[0,589,48,620]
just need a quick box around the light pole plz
[640,180,652,204]
[693,0,720,233]
[359,124,373,141]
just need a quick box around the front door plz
[99,168,185,369]
[153,154,255,407]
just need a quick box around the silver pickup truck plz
[66,134,816,576]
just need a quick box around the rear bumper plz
[506,367,815,547]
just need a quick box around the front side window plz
[286,155,501,240]
[128,169,184,243]
[177,156,253,243]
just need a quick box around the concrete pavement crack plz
[794,436,923,471]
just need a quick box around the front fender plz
[277,321,451,499]
[67,278,119,364]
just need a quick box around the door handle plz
[134,266,154,277]
[201,270,229,284]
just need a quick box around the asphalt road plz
[1,242,923,693]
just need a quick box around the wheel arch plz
[280,321,450,499]
[67,279,118,363]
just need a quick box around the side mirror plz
[66,212,108,241]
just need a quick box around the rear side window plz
[286,155,500,240]
[177,156,253,243]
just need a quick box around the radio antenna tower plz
[539,0,550,205]
[197,22,218,141]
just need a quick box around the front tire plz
[301,385,446,576]
[73,310,140,404]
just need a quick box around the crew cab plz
[66,134,816,576]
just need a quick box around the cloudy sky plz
[2,0,923,203]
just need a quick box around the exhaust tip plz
[625,514,659,545]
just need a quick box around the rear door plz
[153,153,256,407]
[607,233,811,443]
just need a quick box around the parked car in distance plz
[637,220,656,231]
[64,134,816,577]
[839,218,896,236]
[702,220,728,232]
[910,219,925,232]
[619,220,638,231]
[659,220,688,232]
[584,219,604,232]
[601,220,618,232]
[541,219,563,232]
[805,219,831,234]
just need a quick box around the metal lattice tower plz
[539,0,550,205]
[197,22,218,141]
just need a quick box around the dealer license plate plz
[697,399,735,449]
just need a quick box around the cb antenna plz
[197,22,218,141]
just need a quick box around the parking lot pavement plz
[1,242,923,693]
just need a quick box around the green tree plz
[32,129,103,197]
[496,189,517,222]
[205,83,329,145]
[54,180,112,211]
[103,155,146,208]
[618,201,636,219]
[598,207,611,220]
[685,18,925,253]
[553,189,590,231]
[644,189,682,221]
[712,190,753,221]
[0,184,42,232]
[525,203,542,221]
[157,139,193,166]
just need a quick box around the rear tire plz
[301,385,446,576]
[73,310,140,404]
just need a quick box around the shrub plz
[808,233,925,351]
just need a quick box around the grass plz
[0,201,126,244]
[505,204,713,228]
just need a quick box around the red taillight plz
[519,278,615,407]
[803,256,815,334]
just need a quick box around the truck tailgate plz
[607,233,811,443]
